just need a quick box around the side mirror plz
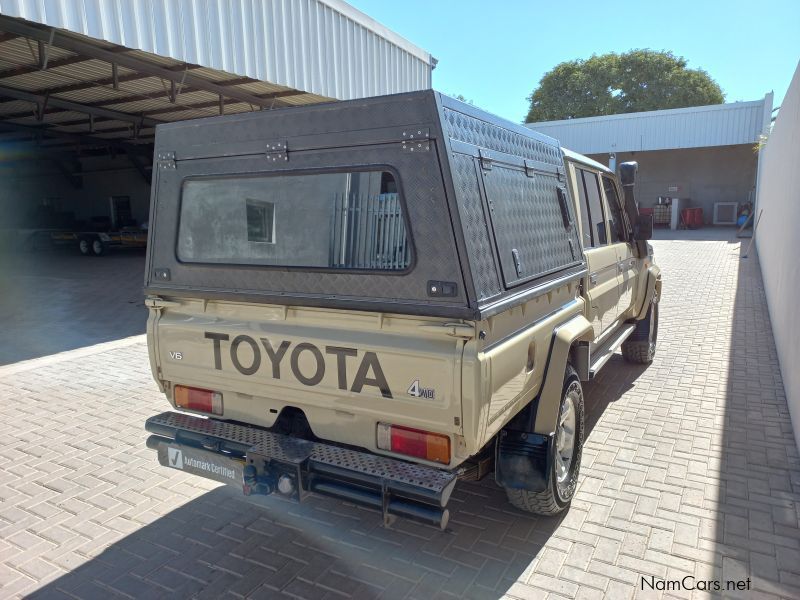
[618,162,640,226]
[634,213,653,241]
[619,162,638,186]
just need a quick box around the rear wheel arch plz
[532,315,593,436]
[493,315,591,511]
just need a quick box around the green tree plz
[525,50,724,122]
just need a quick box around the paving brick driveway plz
[1,230,799,599]
[0,249,147,365]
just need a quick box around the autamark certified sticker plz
[157,444,245,486]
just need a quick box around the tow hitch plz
[146,411,457,529]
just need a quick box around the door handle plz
[589,273,598,286]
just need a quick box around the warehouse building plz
[0,0,434,251]
[527,95,774,227]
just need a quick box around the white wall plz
[756,60,800,451]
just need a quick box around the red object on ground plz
[681,208,704,228]
[639,208,654,216]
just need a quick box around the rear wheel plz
[91,238,106,256]
[504,364,584,515]
[78,237,91,256]
[622,300,658,364]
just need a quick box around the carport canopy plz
[0,2,434,181]
[0,16,336,180]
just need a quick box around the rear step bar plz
[588,323,636,378]
[145,411,457,529]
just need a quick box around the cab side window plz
[577,168,607,247]
[575,170,593,249]
[601,176,627,244]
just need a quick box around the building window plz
[246,199,275,243]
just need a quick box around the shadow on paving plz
[651,226,743,244]
[584,355,648,436]
[27,367,648,600]
[711,238,800,595]
[0,248,147,365]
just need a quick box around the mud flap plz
[495,431,553,492]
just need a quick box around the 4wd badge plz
[407,379,435,399]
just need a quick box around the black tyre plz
[90,238,107,256]
[622,300,658,364]
[78,237,91,256]
[504,364,584,515]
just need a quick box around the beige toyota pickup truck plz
[143,91,661,529]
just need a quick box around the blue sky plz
[349,0,800,123]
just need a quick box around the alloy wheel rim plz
[92,240,102,253]
[80,240,89,253]
[555,390,577,484]
[648,303,658,354]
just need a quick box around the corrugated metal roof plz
[0,18,329,144]
[0,0,434,100]
[527,97,773,154]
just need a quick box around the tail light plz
[376,423,450,464]
[174,385,223,415]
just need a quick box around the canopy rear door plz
[146,128,469,317]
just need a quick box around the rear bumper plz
[145,411,457,529]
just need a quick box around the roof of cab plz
[561,147,613,174]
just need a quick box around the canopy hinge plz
[401,128,430,152]
[266,140,288,163]
[156,151,176,170]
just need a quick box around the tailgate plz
[147,297,470,464]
